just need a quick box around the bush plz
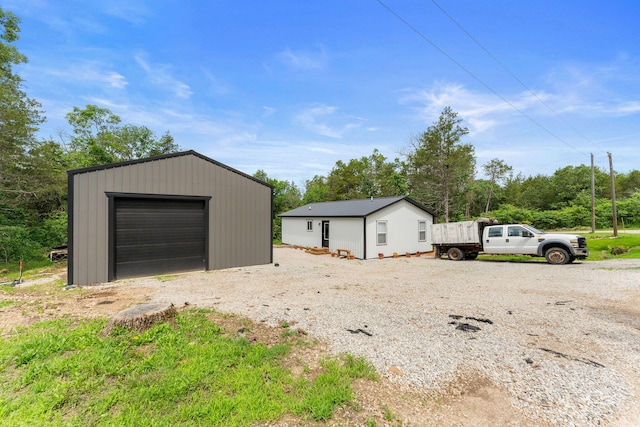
[0,211,67,264]
[608,245,628,256]
[0,226,43,263]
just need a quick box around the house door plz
[322,221,330,248]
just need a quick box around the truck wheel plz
[447,247,465,261]
[545,247,570,265]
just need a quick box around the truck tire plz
[447,247,465,261]
[545,247,571,265]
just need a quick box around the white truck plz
[431,218,589,265]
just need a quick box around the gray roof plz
[279,196,434,218]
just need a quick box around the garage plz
[67,150,273,285]
[109,195,209,280]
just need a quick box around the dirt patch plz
[3,252,640,426]
[0,273,546,426]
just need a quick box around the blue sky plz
[7,0,640,187]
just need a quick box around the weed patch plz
[0,309,378,426]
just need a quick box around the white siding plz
[282,217,322,248]
[282,217,364,257]
[365,201,433,259]
[282,199,433,260]
[328,218,364,258]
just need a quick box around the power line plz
[430,0,608,156]
[374,0,590,159]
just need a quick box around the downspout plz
[66,171,74,285]
[362,217,367,259]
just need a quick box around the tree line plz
[1,6,638,262]
[260,107,640,241]
[0,8,179,262]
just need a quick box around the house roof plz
[67,150,273,189]
[279,196,435,218]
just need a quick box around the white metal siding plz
[282,217,364,257]
[366,201,433,259]
[281,218,322,248]
[328,218,364,258]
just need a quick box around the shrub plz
[608,245,628,256]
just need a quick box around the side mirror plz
[523,231,533,238]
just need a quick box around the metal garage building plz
[67,150,273,285]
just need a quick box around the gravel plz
[128,247,640,426]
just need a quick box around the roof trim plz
[280,196,435,218]
[66,150,273,189]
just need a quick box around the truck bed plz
[431,220,482,245]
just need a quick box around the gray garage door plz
[114,197,207,279]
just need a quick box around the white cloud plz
[293,104,363,138]
[134,55,193,99]
[45,61,128,89]
[399,83,522,134]
[277,45,328,70]
[104,2,152,25]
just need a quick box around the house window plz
[418,221,427,242]
[377,221,387,245]
[306,220,313,232]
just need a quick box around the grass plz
[581,232,640,261]
[0,309,378,426]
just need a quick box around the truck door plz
[482,225,508,253]
[504,226,537,254]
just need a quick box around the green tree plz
[549,165,603,209]
[64,104,179,168]
[254,170,302,241]
[0,7,46,220]
[482,158,512,213]
[324,149,407,201]
[616,170,640,198]
[302,175,330,204]
[405,107,475,222]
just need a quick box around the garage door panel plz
[115,227,205,246]
[116,241,205,262]
[116,213,204,229]
[116,256,204,278]
[114,197,207,279]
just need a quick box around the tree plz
[324,149,407,201]
[482,158,512,213]
[254,170,302,241]
[0,7,46,220]
[405,107,475,222]
[64,104,179,168]
[303,175,330,204]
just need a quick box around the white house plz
[280,196,435,259]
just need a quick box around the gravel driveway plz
[126,247,640,426]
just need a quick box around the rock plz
[388,365,404,376]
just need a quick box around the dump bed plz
[431,220,482,245]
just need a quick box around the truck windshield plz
[524,225,544,234]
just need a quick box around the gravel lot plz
[126,247,640,426]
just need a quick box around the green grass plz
[581,232,640,261]
[0,309,378,426]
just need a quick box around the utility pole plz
[608,152,618,237]
[590,153,596,233]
